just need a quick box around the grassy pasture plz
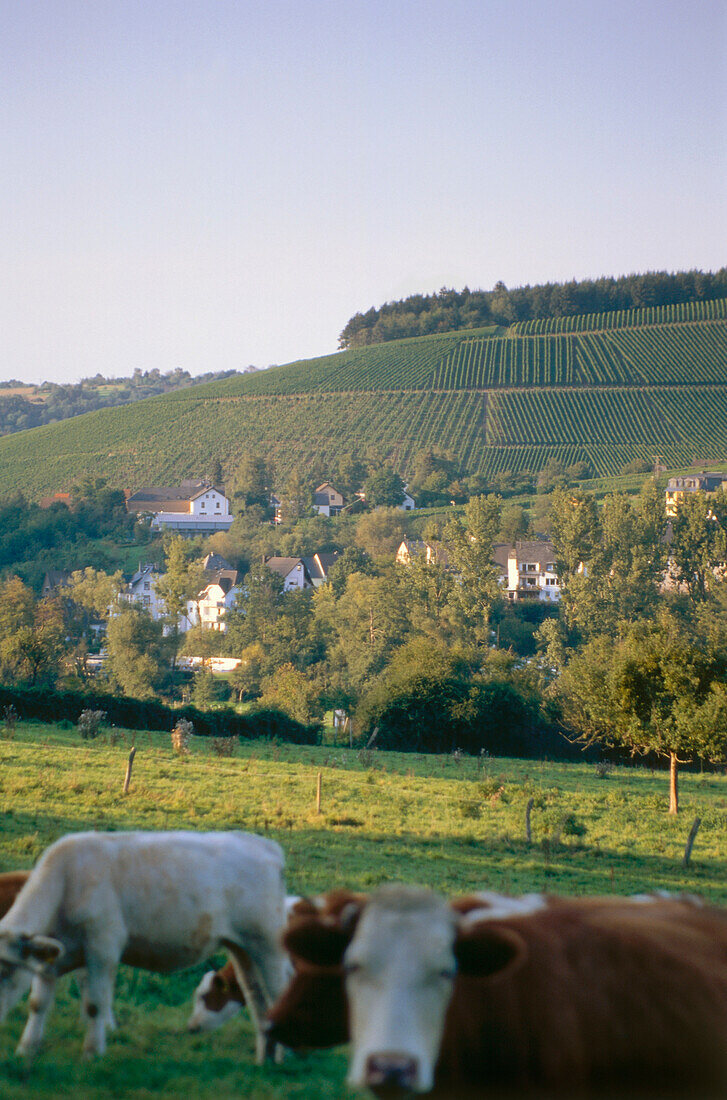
[0,722,726,1098]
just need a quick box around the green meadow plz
[1,721,726,1098]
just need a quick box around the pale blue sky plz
[1,0,725,383]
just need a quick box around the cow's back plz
[439,898,727,1094]
[3,831,286,970]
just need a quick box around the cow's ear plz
[283,918,354,968]
[19,935,64,968]
[454,925,527,979]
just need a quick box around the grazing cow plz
[186,893,359,1034]
[0,831,289,1061]
[186,895,304,1033]
[271,886,727,1097]
[0,872,33,1019]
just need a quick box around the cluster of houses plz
[396,538,561,602]
[125,478,417,532]
[40,469,727,642]
[112,536,562,644]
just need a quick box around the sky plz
[0,0,725,384]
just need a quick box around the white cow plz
[0,831,288,1060]
[187,895,301,1034]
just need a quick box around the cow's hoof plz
[15,1041,40,1060]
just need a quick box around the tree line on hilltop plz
[338,269,727,348]
[0,367,241,436]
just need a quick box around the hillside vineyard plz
[0,298,726,496]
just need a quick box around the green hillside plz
[1,299,727,498]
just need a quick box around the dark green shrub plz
[0,686,319,745]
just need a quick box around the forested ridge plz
[339,269,727,348]
[0,367,241,436]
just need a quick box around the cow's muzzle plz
[365,1051,420,1094]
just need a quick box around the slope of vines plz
[0,297,725,500]
[510,296,727,334]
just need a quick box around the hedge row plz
[0,685,321,745]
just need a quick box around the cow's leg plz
[77,970,117,1031]
[16,973,56,1057]
[250,937,290,1064]
[81,956,118,1057]
[223,943,280,1065]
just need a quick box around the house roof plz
[313,483,344,506]
[128,563,159,586]
[200,569,239,597]
[202,552,232,572]
[126,482,226,513]
[302,551,340,581]
[667,473,727,492]
[42,569,72,591]
[39,492,71,509]
[509,540,557,566]
[397,538,426,556]
[492,543,514,570]
[265,556,310,581]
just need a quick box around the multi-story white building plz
[126,480,234,533]
[505,540,560,602]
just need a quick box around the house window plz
[143,581,150,591]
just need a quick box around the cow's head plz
[0,932,64,1020]
[274,885,528,1095]
[187,969,245,1033]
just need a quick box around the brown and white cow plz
[270,886,727,1096]
[188,891,367,1037]
[186,895,305,1033]
[0,831,289,1061]
[0,872,30,919]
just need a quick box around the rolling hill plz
[1,298,727,500]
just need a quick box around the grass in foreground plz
[0,722,726,1098]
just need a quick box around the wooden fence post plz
[316,771,322,814]
[682,816,701,869]
[525,797,534,844]
[123,747,136,795]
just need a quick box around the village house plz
[505,540,560,602]
[665,472,727,517]
[270,483,348,523]
[312,483,345,516]
[38,492,72,510]
[263,552,340,591]
[41,569,72,599]
[302,551,340,586]
[122,563,166,619]
[126,479,233,533]
[395,539,447,566]
[264,556,313,591]
[181,554,240,633]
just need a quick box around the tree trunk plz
[669,752,679,815]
